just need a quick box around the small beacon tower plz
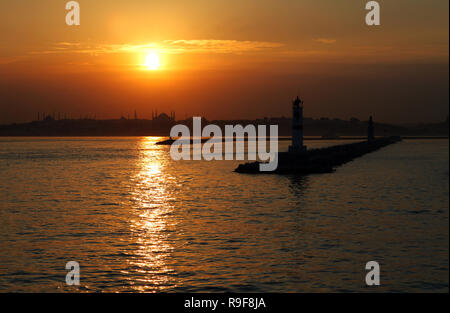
[289,96,307,153]
[368,116,375,142]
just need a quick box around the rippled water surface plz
[0,137,448,292]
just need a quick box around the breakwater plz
[155,136,370,145]
[235,136,402,174]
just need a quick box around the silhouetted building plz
[152,111,176,122]
[155,113,171,122]
[43,115,54,122]
[152,110,158,120]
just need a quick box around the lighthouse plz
[289,96,307,153]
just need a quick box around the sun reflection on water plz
[127,137,178,291]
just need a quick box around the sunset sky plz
[0,0,448,124]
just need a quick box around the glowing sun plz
[144,51,161,70]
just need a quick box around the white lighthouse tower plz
[289,96,307,153]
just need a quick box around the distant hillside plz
[0,116,448,137]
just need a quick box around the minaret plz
[368,115,374,142]
[289,96,307,153]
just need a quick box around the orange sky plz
[0,0,448,123]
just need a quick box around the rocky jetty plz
[235,136,402,174]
